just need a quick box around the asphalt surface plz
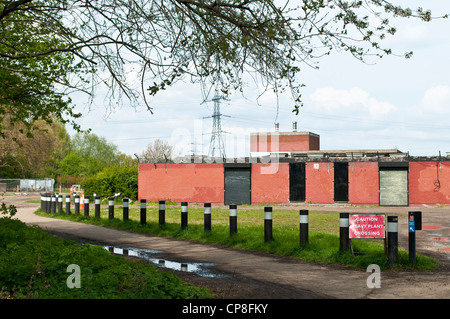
[6,194,450,299]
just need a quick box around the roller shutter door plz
[379,167,408,206]
[224,167,251,205]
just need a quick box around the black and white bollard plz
[140,199,146,225]
[45,193,50,213]
[74,195,80,215]
[65,195,71,215]
[181,201,188,229]
[44,193,48,213]
[95,196,101,218]
[123,198,129,222]
[58,194,63,214]
[51,194,57,214]
[108,197,114,220]
[229,204,237,236]
[84,195,90,216]
[159,200,165,226]
[47,193,52,213]
[42,193,46,213]
[264,207,273,242]
[339,212,350,252]
[300,209,309,246]
[204,202,211,232]
[388,215,398,267]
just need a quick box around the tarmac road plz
[4,193,450,299]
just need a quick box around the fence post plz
[123,198,129,222]
[388,215,398,267]
[58,194,63,214]
[140,199,146,225]
[74,195,80,215]
[300,209,309,246]
[159,200,165,226]
[95,196,101,218]
[65,195,71,215]
[339,212,349,252]
[84,195,90,216]
[264,206,273,242]
[108,197,114,220]
[229,204,237,236]
[181,201,188,229]
[204,202,211,232]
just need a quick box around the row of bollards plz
[41,194,409,267]
[41,195,309,244]
[41,193,119,219]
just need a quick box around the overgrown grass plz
[0,217,212,299]
[36,205,439,271]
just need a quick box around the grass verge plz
[36,205,439,271]
[0,216,212,299]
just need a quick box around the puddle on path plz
[103,245,227,278]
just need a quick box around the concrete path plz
[8,195,450,299]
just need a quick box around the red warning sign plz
[350,214,385,239]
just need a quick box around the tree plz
[58,151,83,177]
[0,2,84,137]
[0,0,445,134]
[66,132,120,176]
[139,139,174,163]
[0,113,68,178]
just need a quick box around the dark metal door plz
[334,162,348,202]
[224,168,251,205]
[289,163,306,202]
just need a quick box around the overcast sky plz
[68,1,450,159]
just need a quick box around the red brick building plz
[138,128,450,206]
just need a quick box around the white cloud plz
[420,85,450,114]
[309,87,397,118]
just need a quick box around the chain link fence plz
[0,179,55,193]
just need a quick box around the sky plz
[68,1,450,159]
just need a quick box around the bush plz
[81,164,138,200]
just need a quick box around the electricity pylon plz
[204,91,229,158]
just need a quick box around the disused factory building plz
[138,125,450,206]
